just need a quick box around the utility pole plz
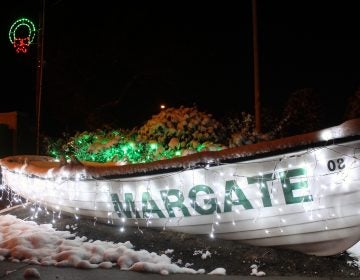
[252,0,261,133]
[35,0,45,154]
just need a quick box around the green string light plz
[9,18,36,44]
[8,17,36,53]
[47,127,225,165]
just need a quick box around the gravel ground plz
[4,205,360,278]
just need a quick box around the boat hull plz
[1,138,360,256]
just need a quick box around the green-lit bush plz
[46,106,269,164]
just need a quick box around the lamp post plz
[35,0,45,154]
[252,0,261,133]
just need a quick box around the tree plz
[274,88,324,137]
[344,88,360,120]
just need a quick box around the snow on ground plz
[347,242,360,267]
[1,212,360,276]
[208,267,226,275]
[250,264,266,276]
[0,214,225,275]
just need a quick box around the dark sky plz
[1,0,360,136]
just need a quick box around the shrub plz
[136,106,226,154]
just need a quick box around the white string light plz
[0,141,359,256]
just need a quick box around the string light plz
[0,138,359,256]
[8,17,36,54]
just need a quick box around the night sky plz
[1,1,360,137]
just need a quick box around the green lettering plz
[111,193,140,218]
[247,173,273,207]
[224,180,253,212]
[188,185,220,215]
[123,193,141,218]
[281,168,313,204]
[111,193,124,218]
[160,189,190,217]
[142,192,166,218]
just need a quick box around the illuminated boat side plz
[0,118,359,256]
